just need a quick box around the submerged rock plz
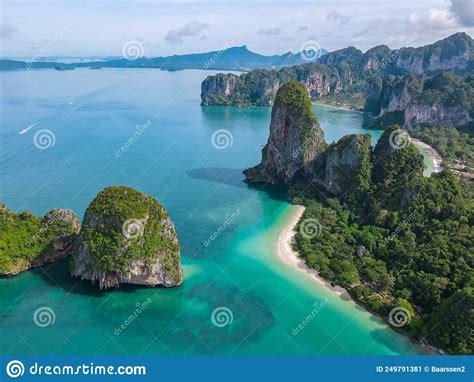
[244,81,325,184]
[70,186,183,289]
[0,205,80,276]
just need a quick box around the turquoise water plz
[0,69,423,355]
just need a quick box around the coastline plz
[312,102,443,175]
[411,138,443,173]
[277,204,442,355]
[312,100,363,113]
[277,205,353,301]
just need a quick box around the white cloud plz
[450,0,474,26]
[0,22,19,39]
[327,10,351,24]
[350,0,472,50]
[258,27,281,36]
[1,0,472,57]
[165,20,211,44]
[407,8,458,31]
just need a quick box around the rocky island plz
[1,186,183,290]
[244,81,326,184]
[0,204,80,276]
[245,81,375,201]
[70,186,183,289]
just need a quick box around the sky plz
[1,0,473,59]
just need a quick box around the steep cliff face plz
[244,81,373,196]
[365,72,473,128]
[404,103,471,127]
[0,205,80,276]
[395,32,472,75]
[201,64,343,107]
[200,73,239,105]
[244,81,325,184]
[70,186,182,289]
[201,33,473,111]
[320,134,372,197]
[299,68,342,98]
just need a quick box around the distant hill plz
[0,45,328,71]
[201,32,473,113]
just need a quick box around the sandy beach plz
[312,101,363,113]
[411,138,443,173]
[277,205,353,301]
[277,205,442,354]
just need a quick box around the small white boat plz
[19,122,38,135]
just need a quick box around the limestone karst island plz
[1,187,183,289]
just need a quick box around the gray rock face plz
[365,72,472,128]
[201,73,239,105]
[244,82,372,197]
[244,81,325,184]
[320,134,372,196]
[31,208,80,268]
[403,103,471,127]
[201,64,343,107]
[44,208,81,232]
[261,103,323,183]
[201,33,472,111]
[70,186,183,289]
[395,42,471,75]
[302,71,339,98]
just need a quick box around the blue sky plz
[1,0,473,58]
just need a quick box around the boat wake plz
[18,122,38,135]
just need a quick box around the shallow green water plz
[0,69,424,355]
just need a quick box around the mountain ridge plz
[200,32,473,110]
[0,45,328,71]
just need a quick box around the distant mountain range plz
[201,32,473,123]
[0,45,328,71]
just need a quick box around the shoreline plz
[312,100,364,113]
[277,204,442,355]
[277,205,353,301]
[410,138,443,173]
